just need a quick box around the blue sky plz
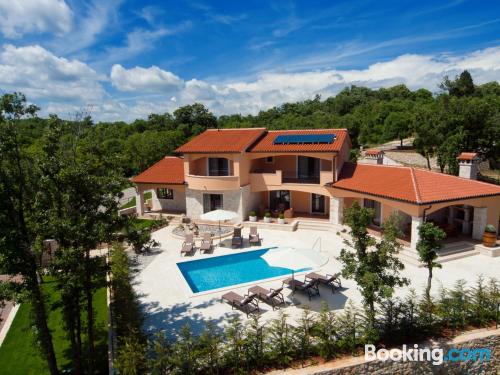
[0,0,499,121]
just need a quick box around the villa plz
[132,128,500,251]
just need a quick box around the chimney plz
[364,149,384,165]
[457,152,480,179]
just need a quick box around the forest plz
[9,70,500,178]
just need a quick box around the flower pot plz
[264,216,271,223]
[278,218,285,224]
[249,216,257,222]
[482,231,497,247]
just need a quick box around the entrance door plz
[297,156,320,182]
[364,198,382,226]
[269,190,291,211]
[203,194,223,213]
[311,194,325,214]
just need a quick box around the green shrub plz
[264,212,271,218]
[485,224,496,233]
[249,211,256,217]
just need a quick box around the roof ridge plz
[267,128,347,132]
[206,127,266,131]
[413,167,500,188]
[409,167,422,204]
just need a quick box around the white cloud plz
[0,44,105,101]
[110,64,183,92]
[2,45,500,122]
[97,46,500,121]
[0,0,73,38]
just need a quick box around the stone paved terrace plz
[132,225,500,338]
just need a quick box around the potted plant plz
[482,224,497,247]
[249,210,257,222]
[264,212,272,223]
[277,213,285,224]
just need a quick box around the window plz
[265,156,274,163]
[157,188,174,200]
[203,194,223,213]
[364,199,382,226]
[208,158,230,176]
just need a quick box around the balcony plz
[185,174,240,191]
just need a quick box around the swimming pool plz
[177,248,314,293]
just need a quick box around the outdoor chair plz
[232,227,243,248]
[200,232,213,253]
[181,233,195,256]
[248,285,285,310]
[305,272,341,293]
[282,277,320,300]
[284,207,294,218]
[221,291,260,317]
[249,226,261,245]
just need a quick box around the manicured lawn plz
[0,272,108,374]
[121,191,152,209]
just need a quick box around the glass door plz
[311,194,325,213]
[297,156,320,182]
[203,194,223,212]
[269,190,290,211]
[208,158,229,176]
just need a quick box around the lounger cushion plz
[241,295,253,304]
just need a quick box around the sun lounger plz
[249,226,261,245]
[232,227,243,248]
[221,291,259,316]
[200,232,213,253]
[248,285,285,310]
[282,277,320,300]
[181,233,195,256]
[306,272,341,293]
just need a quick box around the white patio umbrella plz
[199,209,239,244]
[261,247,327,289]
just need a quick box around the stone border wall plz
[308,330,500,375]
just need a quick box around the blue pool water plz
[177,249,311,293]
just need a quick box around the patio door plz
[297,156,320,181]
[269,190,290,211]
[208,158,229,176]
[311,194,325,214]
[364,198,382,226]
[203,194,223,213]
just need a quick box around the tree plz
[413,105,443,169]
[416,222,446,300]
[0,93,59,374]
[34,115,126,373]
[383,111,413,147]
[338,202,408,341]
[440,70,475,97]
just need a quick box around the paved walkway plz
[132,226,500,338]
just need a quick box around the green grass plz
[131,218,157,230]
[120,191,152,209]
[0,273,108,374]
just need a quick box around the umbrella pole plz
[219,220,222,246]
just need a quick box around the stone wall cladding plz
[186,188,243,220]
[309,334,500,375]
[152,189,186,212]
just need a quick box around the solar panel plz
[273,134,336,145]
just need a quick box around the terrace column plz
[330,196,344,225]
[410,216,423,251]
[472,207,488,240]
[136,187,145,216]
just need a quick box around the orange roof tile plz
[332,163,500,204]
[249,129,349,153]
[365,149,384,156]
[175,128,266,153]
[132,156,185,184]
[457,152,479,161]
